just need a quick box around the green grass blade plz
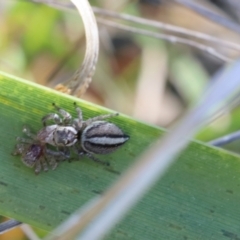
[0,71,240,239]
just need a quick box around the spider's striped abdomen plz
[81,121,129,154]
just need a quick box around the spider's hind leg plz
[78,151,110,166]
[83,113,119,127]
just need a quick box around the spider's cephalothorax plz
[13,126,67,174]
[41,103,130,165]
[37,125,78,147]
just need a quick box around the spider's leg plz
[22,126,37,140]
[79,151,110,166]
[15,137,32,144]
[46,148,69,161]
[42,113,62,126]
[34,161,42,175]
[59,147,71,159]
[52,103,72,125]
[12,143,26,155]
[73,102,83,130]
[72,144,80,155]
[46,155,58,170]
[83,113,119,126]
[40,158,48,172]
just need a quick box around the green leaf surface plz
[0,71,240,239]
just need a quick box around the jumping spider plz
[13,126,67,174]
[38,103,130,165]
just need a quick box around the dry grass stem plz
[20,224,40,240]
[54,0,99,97]
[92,6,240,52]
[97,18,232,62]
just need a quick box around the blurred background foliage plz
[1,0,240,239]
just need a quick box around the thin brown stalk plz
[92,6,240,52]
[54,0,99,97]
[97,18,232,62]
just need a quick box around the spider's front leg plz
[42,112,62,126]
[22,126,37,140]
[73,102,83,131]
[15,137,33,144]
[52,103,72,125]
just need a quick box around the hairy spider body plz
[41,103,130,165]
[13,126,68,174]
[37,125,78,147]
